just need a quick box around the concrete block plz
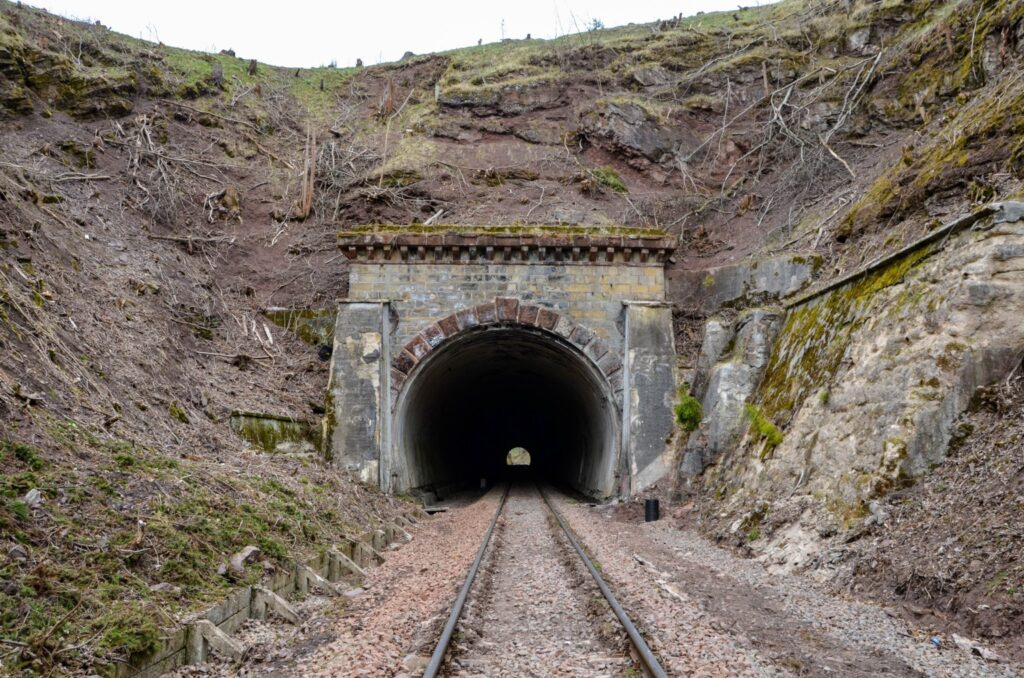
[186,620,243,664]
[328,547,367,580]
[251,587,300,624]
[296,563,337,596]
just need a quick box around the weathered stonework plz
[328,227,677,498]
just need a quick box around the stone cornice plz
[337,229,676,266]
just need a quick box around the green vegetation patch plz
[744,403,783,459]
[674,387,703,432]
[0,417,405,674]
[588,166,627,193]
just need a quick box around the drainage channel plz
[423,484,667,678]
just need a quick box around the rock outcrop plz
[698,203,1024,568]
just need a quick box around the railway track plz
[423,483,668,678]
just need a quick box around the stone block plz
[598,350,622,377]
[456,306,479,330]
[585,338,609,361]
[406,335,431,362]
[421,323,445,348]
[394,350,416,374]
[518,304,540,325]
[537,307,559,330]
[570,324,595,348]
[438,313,460,337]
[474,302,497,324]
[495,296,520,321]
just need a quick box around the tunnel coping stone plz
[473,301,498,324]
[586,338,609,362]
[597,350,623,377]
[390,367,407,391]
[569,324,595,349]
[420,323,445,348]
[455,307,479,331]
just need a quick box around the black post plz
[644,498,659,522]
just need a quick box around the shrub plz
[674,387,703,432]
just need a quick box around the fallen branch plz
[159,99,261,133]
[244,133,296,170]
[818,134,856,178]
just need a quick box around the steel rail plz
[422,484,510,678]
[539,486,669,678]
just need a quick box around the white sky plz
[26,1,760,68]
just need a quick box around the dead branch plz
[158,99,261,132]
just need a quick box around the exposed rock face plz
[676,253,821,313]
[681,309,783,477]
[703,204,1024,567]
[579,101,695,165]
[437,81,566,117]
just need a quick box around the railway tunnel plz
[325,227,679,499]
[394,324,619,493]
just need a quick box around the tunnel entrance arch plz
[390,311,620,496]
[326,226,678,499]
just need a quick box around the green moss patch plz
[674,387,703,432]
[757,245,932,423]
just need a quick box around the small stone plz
[343,587,366,598]
[23,489,42,508]
[8,544,28,560]
[229,545,261,574]
[401,654,430,672]
[216,562,229,577]
[149,582,182,595]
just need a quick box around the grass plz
[588,166,628,193]
[744,403,784,457]
[0,422,409,674]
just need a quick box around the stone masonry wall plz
[349,262,666,354]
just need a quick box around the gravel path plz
[297,490,503,677]
[447,484,635,677]
[553,492,1022,678]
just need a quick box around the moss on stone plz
[229,412,320,453]
[757,245,932,422]
[337,223,668,238]
[744,403,783,458]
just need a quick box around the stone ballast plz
[337,225,676,265]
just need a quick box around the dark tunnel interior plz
[395,327,618,496]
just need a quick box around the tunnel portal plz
[396,324,618,494]
[327,227,678,499]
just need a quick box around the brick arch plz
[389,297,622,397]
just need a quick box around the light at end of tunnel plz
[506,446,531,466]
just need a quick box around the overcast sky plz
[27,1,760,68]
